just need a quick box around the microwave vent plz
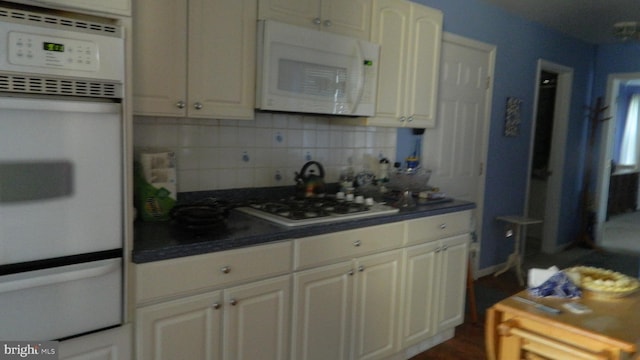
[0,73,122,99]
[0,7,121,38]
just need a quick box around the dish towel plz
[528,271,582,298]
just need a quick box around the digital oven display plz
[43,42,65,52]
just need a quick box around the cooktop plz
[235,196,399,227]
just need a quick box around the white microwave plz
[256,20,379,117]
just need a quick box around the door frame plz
[525,59,573,254]
[441,32,496,276]
[595,72,640,244]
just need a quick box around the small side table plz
[493,216,542,286]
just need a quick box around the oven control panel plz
[8,31,99,72]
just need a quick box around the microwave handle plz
[352,42,367,113]
[0,259,121,294]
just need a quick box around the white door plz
[422,33,495,268]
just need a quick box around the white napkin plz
[528,266,560,288]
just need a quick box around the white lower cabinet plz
[292,250,402,360]
[133,211,472,360]
[402,231,470,348]
[59,324,131,360]
[136,275,290,360]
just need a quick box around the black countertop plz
[133,198,475,264]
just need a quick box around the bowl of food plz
[565,266,640,299]
[386,168,432,193]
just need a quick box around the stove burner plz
[247,197,370,220]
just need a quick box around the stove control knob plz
[355,195,364,204]
[365,197,374,206]
[221,266,231,274]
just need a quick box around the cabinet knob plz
[353,240,361,247]
[399,116,406,123]
[312,17,321,25]
[194,102,203,110]
[358,265,365,272]
[176,100,185,109]
[348,269,355,276]
[442,245,449,251]
[323,20,332,27]
[229,299,238,306]
[212,302,221,310]
[440,223,447,230]
[407,115,414,122]
[220,266,231,274]
[435,247,442,253]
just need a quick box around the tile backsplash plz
[134,112,397,192]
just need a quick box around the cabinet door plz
[401,241,439,348]
[136,291,222,360]
[188,0,256,119]
[59,324,131,360]
[353,250,402,360]
[292,262,354,360]
[223,276,291,360]
[436,234,469,331]
[132,0,188,117]
[258,0,320,29]
[404,4,442,128]
[321,0,372,40]
[31,0,131,16]
[369,0,409,127]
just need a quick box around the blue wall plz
[397,0,603,269]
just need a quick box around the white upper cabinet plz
[367,0,442,128]
[133,0,256,120]
[28,0,131,16]
[258,0,372,40]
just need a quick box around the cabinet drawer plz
[136,241,292,303]
[294,222,404,269]
[406,210,471,245]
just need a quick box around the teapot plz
[295,161,326,197]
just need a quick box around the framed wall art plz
[504,97,523,137]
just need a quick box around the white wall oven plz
[0,6,125,341]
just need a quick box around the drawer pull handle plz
[229,299,238,306]
[353,240,361,247]
[440,223,447,230]
[221,266,231,274]
[212,302,221,310]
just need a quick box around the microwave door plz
[350,42,366,115]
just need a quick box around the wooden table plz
[486,290,640,360]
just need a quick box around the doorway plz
[595,72,640,251]
[526,60,573,254]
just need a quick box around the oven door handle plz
[0,259,121,294]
